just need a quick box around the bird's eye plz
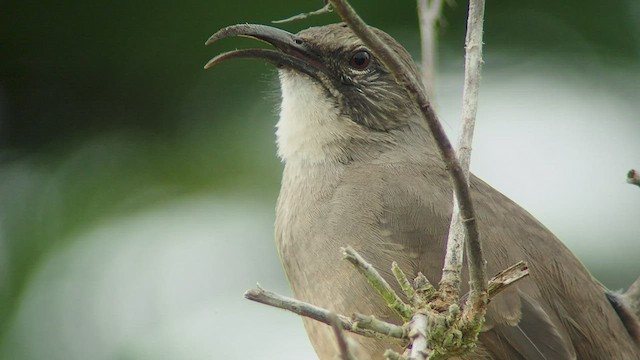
[349,50,371,70]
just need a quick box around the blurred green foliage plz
[2,0,638,148]
[0,0,639,357]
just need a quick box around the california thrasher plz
[206,23,640,359]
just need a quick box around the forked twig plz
[245,248,528,359]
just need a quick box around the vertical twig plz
[439,0,487,308]
[417,0,445,102]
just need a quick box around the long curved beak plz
[204,24,326,79]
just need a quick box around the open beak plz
[204,24,326,79]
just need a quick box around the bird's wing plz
[483,288,577,360]
[363,162,578,359]
[469,175,577,359]
[334,159,637,359]
[357,161,452,290]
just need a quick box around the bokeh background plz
[1,1,639,359]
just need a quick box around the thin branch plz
[439,206,466,298]
[440,0,487,311]
[417,0,446,101]
[342,246,413,320]
[392,261,416,301]
[329,313,357,360]
[408,313,430,360]
[329,0,486,300]
[244,286,402,339]
[627,169,640,187]
[352,313,408,339]
[487,261,529,299]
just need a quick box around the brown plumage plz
[207,23,640,359]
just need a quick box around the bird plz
[205,23,640,359]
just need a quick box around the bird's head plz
[206,23,425,164]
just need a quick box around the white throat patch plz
[276,72,363,164]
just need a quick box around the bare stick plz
[441,0,487,310]
[417,0,445,101]
[392,261,416,301]
[627,169,640,187]
[329,0,486,300]
[352,313,407,339]
[440,207,465,298]
[487,261,529,299]
[245,286,399,339]
[342,246,413,320]
[408,313,430,360]
[329,313,356,360]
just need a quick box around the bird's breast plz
[274,158,452,358]
[274,158,451,300]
